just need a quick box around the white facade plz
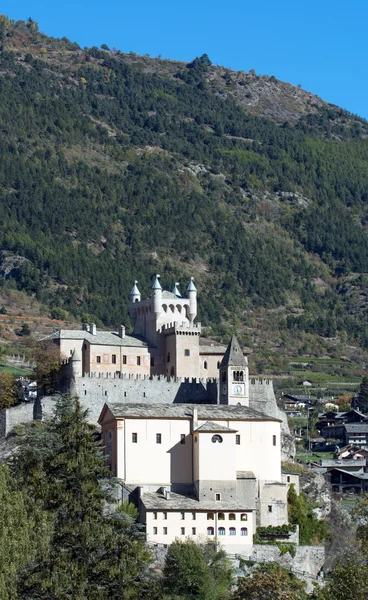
[98,402,290,551]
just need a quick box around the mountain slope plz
[0,15,368,360]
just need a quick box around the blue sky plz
[2,0,368,119]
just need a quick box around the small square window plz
[181,527,185,535]
[287,476,290,483]
[181,512,185,520]
[153,527,157,535]
[163,512,167,520]
[137,356,141,366]
[268,505,273,513]
[96,356,101,364]
[156,433,162,444]
[153,512,157,520]
[163,527,167,535]
[236,435,241,445]
[184,349,190,356]
[112,354,117,364]
[181,434,186,445]
[273,435,277,446]
[123,355,127,365]
[192,512,196,520]
[192,527,196,535]
[132,433,137,443]
[215,493,221,501]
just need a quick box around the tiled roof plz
[329,468,368,480]
[321,459,366,467]
[162,290,180,300]
[42,329,147,348]
[105,402,279,422]
[220,335,246,367]
[199,345,227,354]
[344,424,368,433]
[141,491,255,511]
[194,421,238,433]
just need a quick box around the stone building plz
[98,399,288,552]
[45,275,244,384]
[33,274,295,552]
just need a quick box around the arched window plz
[207,527,214,536]
[241,527,248,536]
[204,361,208,370]
[207,512,214,520]
[233,371,238,382]
[211,435,223,443]
[218,527,225,536]
[240,514,248,522]
[217,361,220,369]
[229,513,236,521]
[229,527,236,536]
[239,371,244,382]
[218,513,225,521]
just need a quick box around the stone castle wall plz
[0,376,293,458]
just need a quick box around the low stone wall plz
[250,544,324,577]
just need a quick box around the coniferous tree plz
[15,395,151,599]
[355,376,368,413]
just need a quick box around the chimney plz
[83,323,90,332]
[193,407,198,430]
[91,323,97,335]
[120,325,126,339]
[165,489,170,500]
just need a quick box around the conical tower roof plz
[152,274,162,290]
[187,277,196,291]
[220,335,246,367]
[130,280,140,296]
[172,282,182,297]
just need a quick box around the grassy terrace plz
[0,362,34,376]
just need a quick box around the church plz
[43,274,296,552]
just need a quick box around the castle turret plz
[129,280,141,325]
[152,274,162,317]
[186,277,197,323]
[71,346,82,381]
[219,335,249,406]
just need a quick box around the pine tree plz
[356,376,368,413]
[16,395,151,599]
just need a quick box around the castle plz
[36,275,296,552]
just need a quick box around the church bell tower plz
[219,335,249,406]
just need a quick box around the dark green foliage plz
[0,465,50,600]
[355,375,368,412]
[0,16,367,348]
[233,562,308,600]
[163,538,233,600]
[13,396,151,599]
[287,484,328,545]
[320,560,368,600]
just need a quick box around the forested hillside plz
[1,15,368,360]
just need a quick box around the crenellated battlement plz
[82,372,216,384]
[161,321,202,335]
[250,378,272,386]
